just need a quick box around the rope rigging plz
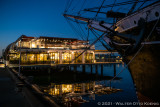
[65,0,74,13]
[94,0,106,19]
[90,28,112,51]
[110,0,117,11]
[84,0,156,11]
[78,0,87,15]
[65,18,85,40]
[58,31,107,71]
[75,20,87,40]
[69,32,106,64]
[71,0,81,11]
[137,1,146,10]
[63,0,160,94]
[109,16,160,87]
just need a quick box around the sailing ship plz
[63,0,160,102]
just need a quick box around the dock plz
[0,68,30,107]
[7,62,121,78]
[8,62,121,68]
[0,67,60,107]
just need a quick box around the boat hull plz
[123,21,160,102]
[126,43,160,102]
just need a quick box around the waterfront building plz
[45,82,95,97]
[95,50,122,62]
[4,35,95,65]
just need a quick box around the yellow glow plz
[48,47,64,49]
[62,84,72,93]
[55,53,59,59]
[0,64,5,68]
[51,57,54,59]
[47,82,95,96]
[32,44,36,48]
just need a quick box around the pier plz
[8,62,121,67]
[0,68,30,107]
[7,62,121,78]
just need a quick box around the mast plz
[63,14,112,32]
[63,14,89,22]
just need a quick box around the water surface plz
[24,64,139,107]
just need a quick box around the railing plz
[96,58,122,62]
[9,60,51,65]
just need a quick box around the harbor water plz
[21,64,139,107]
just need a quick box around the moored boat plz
[63,0,160,102]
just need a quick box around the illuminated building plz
[44,82,95,97]
[4,35,95,65]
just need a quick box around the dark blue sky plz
[0,0,82,56]
[0,0,154,56]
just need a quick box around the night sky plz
[0,0,82,56]
[0,0,155,57]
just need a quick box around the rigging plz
[84,0,156,11]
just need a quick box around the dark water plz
[77,64,138,107]
[26,64,139,107]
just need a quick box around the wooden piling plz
[90,64,93,74]
[114,64,116,76]
[82,65,85,73]
[95,65,98,75]
[101,64,103,76]
[74,66,77,72]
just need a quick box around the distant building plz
[4,35,95,65]
[94,50,122,62]
[45,81,95,97]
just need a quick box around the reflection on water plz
[42,81,123,107]
[26,64,139,107]
[45,82,95,96]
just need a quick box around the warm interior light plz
[32,44,36,48]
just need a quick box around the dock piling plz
[82,65,85,73]
[95,65,98,75]
[74,66,77,72]
[90,64,93,74]
[101,64,103,76]
[114,64,116,76]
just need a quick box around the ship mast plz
[63,14,112,32]
[63,14,89,22]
